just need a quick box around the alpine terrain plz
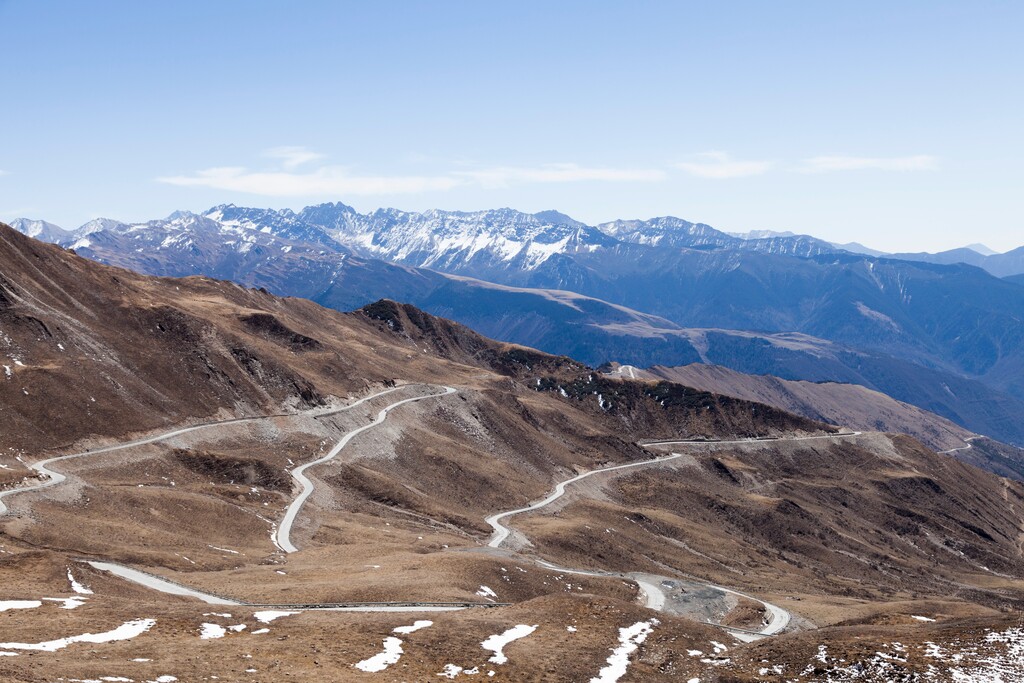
[15,205,1024,449]
[0,221,1022,681]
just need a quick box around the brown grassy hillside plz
[1,223,1022,681]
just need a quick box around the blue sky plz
[1,1,1021,252]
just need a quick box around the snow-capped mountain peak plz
[8,218,70,242]
[9,201,864,279]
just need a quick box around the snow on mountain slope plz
[597,216,840,257]
[8,218,70,243]
[598,216,732,248]
[321,206,619,273]
[12,202,854,280]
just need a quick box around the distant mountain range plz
[10,204,1024,445]
[889,245,1024,277]
[14,206,1022,274]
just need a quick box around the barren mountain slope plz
[23,210,1024,448]
[623,362,1024,481]
[632,363,974,451]
[1,224,1022,681]
[519,432,1024,610]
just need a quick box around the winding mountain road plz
[276,385,457,553]
[485,429,863,640]
[4,379,865,639]
[487,430,863,550]
[938,435,981,455]
[0,385,410,515]
[485,453,684,549]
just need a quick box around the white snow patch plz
[207,545,239,555]
[252,628,270,635]
[393,620,433,635]
[68,569,94,594]
[44,597,87,609]
[437,664,463,679]
[476,585,497,599]
[353,621,434,673]
[199,623,226,640]
[355,636,404,672]
[0,618,155,652]
[253,610,298,623]
[481,624,537,665]
[912,615,936,622]
[589,619,658,683]
[0,600,42,612]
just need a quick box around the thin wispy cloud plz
[158,166,463,196]
[456,163,666,188]
[158,148,941,197]
[674,152,773,180]
[158,151,666,196]
[800,155,939,173]
[262,146,327,170]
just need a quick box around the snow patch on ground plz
[199,623,226,640]
[44,597,87,609]
[476,585,497,599]
[0,600,42,612]
[354,621,433,673]
[589,619,658,683]
[355,636,404,672]
[481,624,538,665]
[393,620,433,635]
[437,664,463,679]
[68,569,94,594]
[253,610,298,623]
[789,627,1024,680]
[0,618,155,652]
[207,545,240,555]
